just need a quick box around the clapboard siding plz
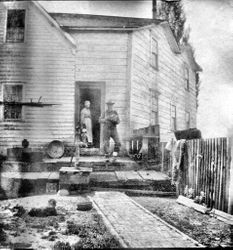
[71,31,129,145]
[0,1,199,154]
[130,25,197,142]
[0,1,75,154]
[130,28,155,130]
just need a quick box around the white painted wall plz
[41,0,233,138]
[0,1,75,153]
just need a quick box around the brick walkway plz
[90,192,203,248]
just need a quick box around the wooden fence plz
[160,137,233,214]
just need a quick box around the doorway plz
[75,82,105,148]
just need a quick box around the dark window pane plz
[171,105,176,130]
[6,9,25,43]
[3,85,23,120]
[152,53,158,69]
[185,68,189,90]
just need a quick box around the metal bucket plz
[47,140,64,159]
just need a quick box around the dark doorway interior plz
[79,88,101,148]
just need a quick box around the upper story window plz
[150,89,159,125]
[184,67,189,91]
[3,84,23,120]
[6,9,25,43]
[185,111,190,129]
[171,104,176,131]
[151,37,158,70]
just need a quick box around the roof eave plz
[62,26,136,32]
[32,1,76,49]
[49,12,162,24]
[160,21,181,54]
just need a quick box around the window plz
[171,104,176,131]
[3,85,23,120]
[6,9,25,43]
[151,38,158,69]
[184,67,189,90]
[150,90,159,125]
[185,111,190,129]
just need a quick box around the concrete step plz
[1,156,140,172]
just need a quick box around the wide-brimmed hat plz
[106,99,115,105]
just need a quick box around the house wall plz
[70,31,130,148]
[0,1,75,154]
[131,25,197,142]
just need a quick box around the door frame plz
[75,81,106,149]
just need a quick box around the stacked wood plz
[174,128,202,140]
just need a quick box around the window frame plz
[170,104,177,131]
[151,37,159,70]
[1,83,24,122]
[184,66,190,91]
[185,111,190,129]
[150,89,159,126]
[4,8,26,44]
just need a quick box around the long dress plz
[80,107,93,143]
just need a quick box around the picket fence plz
[160,137,233,214]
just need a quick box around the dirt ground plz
[132,196,232,247]
[1,194,232,249]
[0,194,120,249]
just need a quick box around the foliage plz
[160,0,186,45]
[66,214,120,249]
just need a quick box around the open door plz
[75,82,105,148]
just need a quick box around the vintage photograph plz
[0,0,233,248]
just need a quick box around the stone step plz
[0,170,174,199]
[1,156,140,172]
[0,172,59,198]
[89,171,174,192]
[80,148,101,156]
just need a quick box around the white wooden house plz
[0,1,201,154]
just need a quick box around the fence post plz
[228,137,233,214]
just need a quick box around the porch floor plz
[1,156,174,198]
[1,170,168,182]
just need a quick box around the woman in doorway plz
[80,100,93,146]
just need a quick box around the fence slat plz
[203,140,207,203]
[207,138,212,208]
[196,139,200,196]
[161,136,231,214]
[223,138,227,212]
[219,138,224,211]
[226,138,231,213]
[214,138,218,209]
[212,138,216,209]
[216,138,221,210]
